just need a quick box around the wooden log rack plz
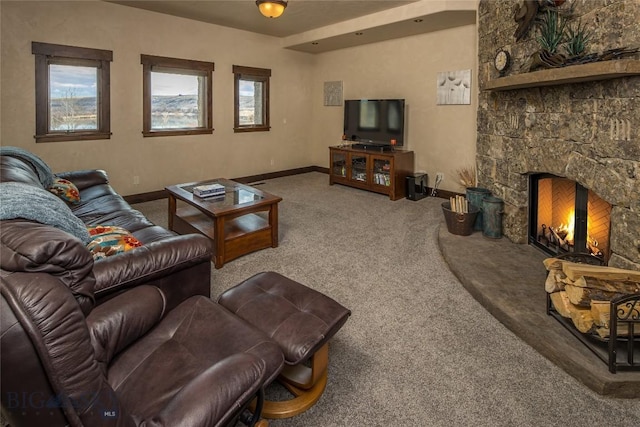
[545,253,640,373]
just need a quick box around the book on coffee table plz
[193,183,225,198]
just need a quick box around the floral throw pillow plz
[87,225,143,260]
[48,177,80,204]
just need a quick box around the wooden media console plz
[329,145,414,200]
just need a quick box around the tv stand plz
[351,142,394,152]
[329,145,414,200]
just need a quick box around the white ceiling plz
[108,0,477,53]
[109,1,414,37]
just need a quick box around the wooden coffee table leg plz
[214,217,225,269]
[270,204,279,247]
[168,194,176,231]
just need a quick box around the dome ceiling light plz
[256,0,288,18]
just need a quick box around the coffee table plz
[166,178,282,269]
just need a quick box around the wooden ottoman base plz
[257,343,329,419]
[219,272,351,420]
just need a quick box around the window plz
[140,55,214,137]
[32,42,112,143]
[233,65,271,133]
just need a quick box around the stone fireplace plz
[477,0,640,270]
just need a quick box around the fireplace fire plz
[529,174,612,263]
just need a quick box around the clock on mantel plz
[484,59,640,91]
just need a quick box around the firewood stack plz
[544,257,640,339]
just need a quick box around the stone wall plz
[477,0,639,269]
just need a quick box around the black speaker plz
[406,173,428,201]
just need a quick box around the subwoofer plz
[406,173,428,201]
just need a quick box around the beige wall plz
[309,24,478,193]
[1,1,477,196]
[1,1,315,195]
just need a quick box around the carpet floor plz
[134,172,640,426]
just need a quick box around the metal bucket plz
[466,187,491,231]
[482,196,504,239]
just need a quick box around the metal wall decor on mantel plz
[512,0,638,73]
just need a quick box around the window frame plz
[233,65,271,133]
[140,55,214,137]
[32,42,112,143]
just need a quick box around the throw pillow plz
[87,225,143,260]
[48,177,80,204]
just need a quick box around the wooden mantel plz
[484,59,640,91]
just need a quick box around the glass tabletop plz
[179,180,264,207]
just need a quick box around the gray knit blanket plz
[0,146,55,188]
[0,182,90,244]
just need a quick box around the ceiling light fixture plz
[256,0,288,18]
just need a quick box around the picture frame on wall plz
[436,70,471,105]
[324,81,343,106]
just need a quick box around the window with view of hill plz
[141,55,214,137]
[32,42,112,143]
[233,65,271,133]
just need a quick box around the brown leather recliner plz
[1,221,285,427]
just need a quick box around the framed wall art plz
[436,70,471,105]
[324,81,343,106]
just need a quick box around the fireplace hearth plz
[529,174,612,263]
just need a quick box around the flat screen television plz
[343,99,405,147]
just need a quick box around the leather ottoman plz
[218,271,351,419]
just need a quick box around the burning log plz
[547,226,574,251]
[587,236,603,258]
[549,226,566,247]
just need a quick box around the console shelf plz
[484,59,640,91]
[329,145,414,200]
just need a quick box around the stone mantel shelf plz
[484,59,640,91]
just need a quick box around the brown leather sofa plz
[1,221,284,426]
[0,152,211,309]
[1,150,286,425]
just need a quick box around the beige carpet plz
[134,172,640,427]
